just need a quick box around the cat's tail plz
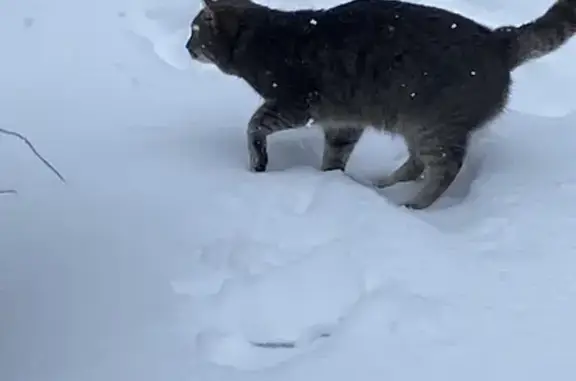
[494,0,576,70]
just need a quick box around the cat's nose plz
[185,39,193,51]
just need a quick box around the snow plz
[1,0,576,380]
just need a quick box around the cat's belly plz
[309,110,411,136]
[309,101,407,132]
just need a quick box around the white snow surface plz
[2,0,576,380]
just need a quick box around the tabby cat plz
[186,0,576,209]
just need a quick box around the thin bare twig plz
[0,189,17,195]
[0,127,66,183]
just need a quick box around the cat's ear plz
[203,4,242,37]
[201,0,216,8]
[202,0,252,9]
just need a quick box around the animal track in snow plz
[170,164,457,371]
[173,235,448,371]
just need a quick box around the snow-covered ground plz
[2,0,576,380]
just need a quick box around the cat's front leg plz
[321,125,364,171]
[247,100,310,172]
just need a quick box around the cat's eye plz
[202,12,214,23]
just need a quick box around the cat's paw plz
[373,176,397,188]
[401,199,432,210]
[320,163,345,172]
[250,163,267,172]
[249,152,268,172]
[401,202,422,210]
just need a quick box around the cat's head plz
[185,0,255,74]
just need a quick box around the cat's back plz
[313,0,494,56]
[240,1,503,96]
[301,0,506,91]
[298,0,510,122]
[324,0,488,30]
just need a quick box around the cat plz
[186,0,576,209]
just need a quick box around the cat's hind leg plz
[374,147,425,188]
[401,135,469,210]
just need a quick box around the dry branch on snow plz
[0,127,66,194]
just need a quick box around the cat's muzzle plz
[185,45,212,64]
